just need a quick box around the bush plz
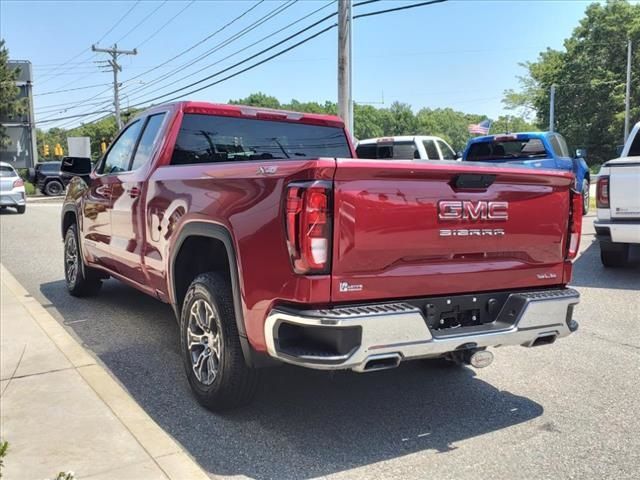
[24,181,36,196]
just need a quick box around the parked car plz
[0,161,26,214]
[462,132,591,214]
[594,121,640,267]
[356,135,458,161]
[61,101,582,411]
[30,158,84,196]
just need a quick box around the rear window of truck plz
[171,114,352,165]
[356,141,418,160]
[466,138,548,161]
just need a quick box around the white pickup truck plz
[595,121,640,267]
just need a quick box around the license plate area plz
[407,292,512,331]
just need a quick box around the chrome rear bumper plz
[264,288,579,372]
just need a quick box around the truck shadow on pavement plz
[40,278,544,480]
[571,237,640,290]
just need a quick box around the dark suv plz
[32,158,86,196]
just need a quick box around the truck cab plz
[356,135,458,161]
[594,122,640,267]
[463,132,591,214]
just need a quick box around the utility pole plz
[624,39,632,142]
[92,44,137,130]
[549,84,556,132]
[338,0,353,137]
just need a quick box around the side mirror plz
[616,145,624,156]
[61,156,92,176]
[575,148,586,159]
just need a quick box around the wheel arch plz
[170,221,264,366]
[61,204,77,239]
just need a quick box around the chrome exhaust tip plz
[464,349,494,368]
[360,353,402,372]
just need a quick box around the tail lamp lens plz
[567,190,583,260]
[596,176,609,208]
[285,182,332,274]
[13,178,24,188]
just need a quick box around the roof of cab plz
[467,132,549,144]
[141,101,345,128]
[357,135,448,145]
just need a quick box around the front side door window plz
[100,121,143,175]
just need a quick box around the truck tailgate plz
[331,159,574,302]
[609,161,640,219]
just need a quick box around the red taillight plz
[566,190,583,260]
[596,176,609,208]
[285,181,332,274]
[13,178,24,188]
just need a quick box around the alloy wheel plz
[187,299,222,386]
[65,233,78,285]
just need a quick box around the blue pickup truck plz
[463,132,590,214]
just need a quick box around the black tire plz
[64,224,102,296]
[44,180,64,196]
[600,242,629,268]
[582,179,590,215]
[180,272,259,411]
[16,205,26,214]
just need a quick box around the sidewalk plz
[0,265,209,480]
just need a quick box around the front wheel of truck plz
[180,272,259,411]
[64,224,102,296]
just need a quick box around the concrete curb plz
[0,264,210,480]
[27,195,64,204]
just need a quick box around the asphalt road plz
[1,203,639,480]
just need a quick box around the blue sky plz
[1,0,603,129]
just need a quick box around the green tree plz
[0,40,27,147]
[503,0,640,165]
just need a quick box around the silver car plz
[0,162,26,214]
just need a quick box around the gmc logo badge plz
[438,201,509,221]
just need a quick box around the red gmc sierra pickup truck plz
[61,101,582,411]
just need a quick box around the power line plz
[136,1,196,49]
[353,0,446,19]
[124,0,383,107]
[121,0,300,102]
[114,1,168,45]
[36,1,141,86]
[96,1,141,44]
[36,110,113,125]
[45,0,452,128]
[118,0,266,87]
[34,83,113,97]
[34,0,270,120]
[37,0,283,121]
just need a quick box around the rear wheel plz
[16,205,26,214]
[64,224,102,296]
[582,179,590,215]
[600,242,629,268]
[180,272,259,411]
[44,180,64,196]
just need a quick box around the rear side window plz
[423,140,440,160]
[356,141,417,160]
[131,113,166,171]
[171,114,351,165]
[0,166,16,177]
[629,131,640,156]
[549,135,570,157]
[437,140,456,160]
[40,162,61,172]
